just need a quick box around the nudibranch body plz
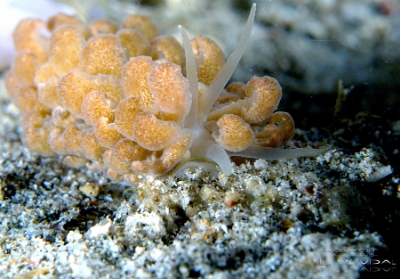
[5,4,326,184]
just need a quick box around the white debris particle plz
[70,257,93,278]
[125,212,166,239]
[66,230,83,243]
[79,184,101,198]
[254,159,269,170]
[150,248,165,261]
[56,250,69,266]
[86,218,112,238]
[366,165,393,183]
[135,246,146,256]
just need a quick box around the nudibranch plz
[5,4,327,184]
